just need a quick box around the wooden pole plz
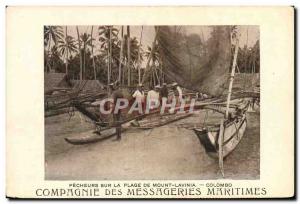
[76,26,82,81]
[225,33,240,119]
[219,29,240,177]
[127,26,131,86]
[218,119,225,177]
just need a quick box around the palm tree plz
[90,26,97,80]
[144,44,161,86]
[76,26,83,80]
[44,26,64,72]
[98,26,119,85]
[145,44,160,66]
[57,33,77,75]
[123,36,143,66]
[141,32,158,84]
[80,32,92,80]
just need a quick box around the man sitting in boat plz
[146,85,160,111]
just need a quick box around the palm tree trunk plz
[142,31,158,83]
[118,26,124,83]
[107,27,111,85]
[83,44,86,80]
[127,26,131,86]
[91,26,96,80]
[138,26,143,84]
[65,26,68,75]
[76,26,83,81]
[47,36,52,72]
[109,27,112,83]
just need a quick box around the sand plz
[45,110,260,180]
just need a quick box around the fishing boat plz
[193,103,248,159]
[192,27,245,176]
[154,25,254,176]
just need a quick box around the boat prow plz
[193,112,247,158]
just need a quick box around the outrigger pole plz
[218,28,240,177]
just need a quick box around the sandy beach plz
[45,110,260,180]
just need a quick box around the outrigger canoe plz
[193,106,247,158]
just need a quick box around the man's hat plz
[155,85,160,89]
[162,83,167,86]
[108,83,114,87]
[138,83,143,87]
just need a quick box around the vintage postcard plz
[6,6,294,199]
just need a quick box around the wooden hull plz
[193,113,247,158]
[135,113,193,129]
[65,128,127,145]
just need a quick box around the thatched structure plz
[44,73,72,94]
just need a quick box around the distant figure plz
[132,83,145,112]
[199,92,208,100]
[109,82,124,141]
[160,83,168,103]
[147,85,160,110]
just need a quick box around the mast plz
[225,32,240,119]
[219,28,240,177]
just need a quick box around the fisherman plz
[147,85,160,111]
[160,83,168,103]
[172,82,183,103]
[132,83,145,113]
[109,81,124,141]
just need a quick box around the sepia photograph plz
[6,5,294,198]
[44,25,260,180]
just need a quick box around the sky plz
[60,25,259,61]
